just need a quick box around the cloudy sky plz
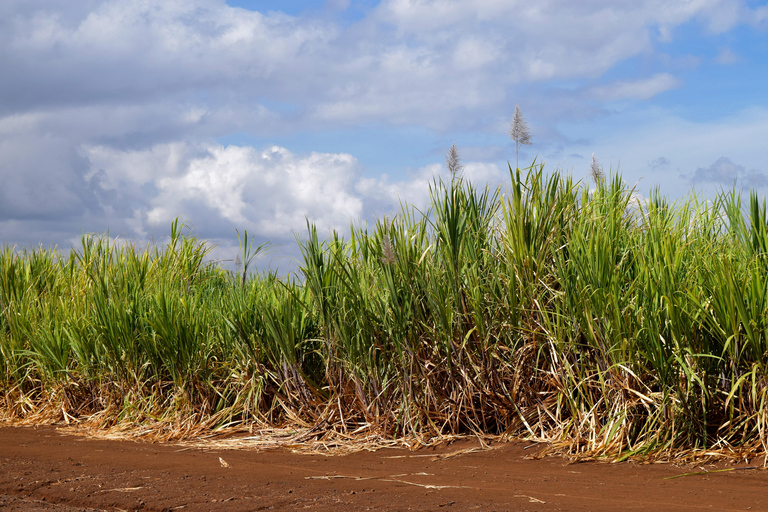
[2,0,767,269]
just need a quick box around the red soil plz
[1,425,767,511]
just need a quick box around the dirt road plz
[1,425,766,511]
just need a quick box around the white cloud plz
[85,143,366,238]
[453,37,500,70]
[689,157,768,188]
[754,5,768,27]
[691,156,744,185]
[591,73,681,101]
[80,141,505,246]
[0,0,756,130]
[371,0,741,73]
[0,0,337,116]
[714,47,739,65]
[357,160,506,215]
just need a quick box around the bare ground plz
[1,425,767,511]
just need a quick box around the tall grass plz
[2,167,768,460]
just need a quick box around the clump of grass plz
[2,168,768,462]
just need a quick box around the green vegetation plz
[2,167,768,460]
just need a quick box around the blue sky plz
[1,0,767,269]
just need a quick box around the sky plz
[1,0,767,270]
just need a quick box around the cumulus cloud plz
[649,157,671,170]
[358,159,506,217]
[83,143,361,240]
[82,141,505,245]
[690,157,768,188]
